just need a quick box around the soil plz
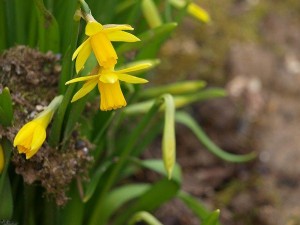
[149,0,300,224]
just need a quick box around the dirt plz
[0,46,93,205]
[150,0,300,224]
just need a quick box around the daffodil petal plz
[71,78,98,102]
[116,63,152,74]
[76,40,92,73]
[65,74,99,85]
[99,73,118,83]
[72,38,90,60]
[117,74,148,84]
[106,31,140,42]
[86,21,103,36]
[103,24,134,32]
[26,125,46,159]
[13,122,37,147]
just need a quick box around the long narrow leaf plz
[83,161,112,202]
[128,211,163,225]
[113,179,180,225]
[89,184,151,225]
[177,191,211,220]
[175,111,256,162]
[117,23,177,55]
[0,139,13,219]
[0,87,13,127]
[130,159,182,184]
[60,184,85,225]
[139,80,207,99]
[0,0,7,51]
[34,0,60,52]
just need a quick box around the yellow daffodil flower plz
[0,144,4,173]
[66,63,151,111]
[13,96,63,159]
[73,21,140,73]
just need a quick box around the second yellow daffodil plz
[66,63,151,111]
[13,96,63,159]
[73,21,140,73]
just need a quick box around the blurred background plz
[146,0,300,224]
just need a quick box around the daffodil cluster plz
[67,17,151,111]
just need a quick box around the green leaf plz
[89,184,151,225]
[139,80,207,99]
[128,211,163,225]
[178,191,221,224]
[60,183,85,225]
[0,176,13,219]
[124,88,226,115]
[4,0,15,47]
[0,87,13,127]
[58,13,80,93]
[202,210,221,225]
[53,0,78,55]
[34,0,60,52]
[113,179,180,225]
[175,111,256,162]
[83,161,112,202]
[14,0,31,44]
[48,86,75,146]
[0,0,7,51]
[117,23,178,56]
[94,99,164,205]
[0,139,13,219]
[177,191,211,221]
[141,0,163,28]
[131,159,182,184]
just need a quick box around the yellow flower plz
[0,144,4,173]
[13,96,63,159]
[72,21,140,73]
[66,63,151,111]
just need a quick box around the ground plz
[150,0,300,224]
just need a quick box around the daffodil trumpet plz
[13,95,63,159]
[66,63,151,111]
